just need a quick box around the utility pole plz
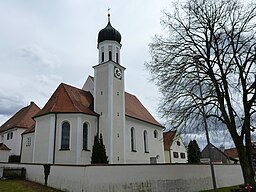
[194,55,218,192]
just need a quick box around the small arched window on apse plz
[154,130,158,139]
[144,130,149,153]
[131,127,136,152]
[61,121,70,150]
[83,123,89,150]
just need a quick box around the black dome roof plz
[98,16,121,44]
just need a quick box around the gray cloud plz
[19,44,60,69]
[0,93,25,116]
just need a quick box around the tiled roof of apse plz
[35,83,98,117]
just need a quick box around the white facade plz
[32,113,98,164]
[0,150,10,162]
[125,117,164,163]
[165,134,187,163]
[0,128,26,156]
[21,132,34,163]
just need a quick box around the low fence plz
[0,163,243,192]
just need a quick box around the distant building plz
[224,147,239,162]
[0,102,40,159]
[163,130,187,163]
[0,143,11,162]
[201,143,238,164]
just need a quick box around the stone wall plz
[0,163,243,192]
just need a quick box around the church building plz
[9,15,165,164]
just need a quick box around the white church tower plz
[93,14,126,163]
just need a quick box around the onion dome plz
[98,14,121,44]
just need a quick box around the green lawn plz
[0,179,62,192]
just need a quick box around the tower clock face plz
[114,67,122,79]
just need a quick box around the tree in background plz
[146,0,256,186]
[187,140,201,164]
[91,133,109,164]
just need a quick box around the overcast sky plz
[0,0,173,125]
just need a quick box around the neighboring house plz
[201,143,238,164]
[0,143,11,162]
[163,130,187,163]
[0,102,40,159]
[224,147,239,162]
[20,15,165,165]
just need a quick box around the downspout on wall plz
[53,113,57,164]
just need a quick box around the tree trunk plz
[235,140,255,187]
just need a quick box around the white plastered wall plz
[125,116,165,163]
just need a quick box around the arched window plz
[109,51,112,61]
[116,53,119,63]
[154,130,158,138]
[83,123,88,150]
[144,130,149,153]
[131,127,136,152]
[102,52,104,62]
[101,47,104,62]
[61,122,70,150]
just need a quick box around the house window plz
[7,132,13,140]
[177,141,181,146]
[61,121,70,150]
[144,130,149,153]
[131,127,136,152]
[83,123,88,150]
[180,152,186,159]
[26,137,32,146]
[154,130,158,138]
[173,152,179,158]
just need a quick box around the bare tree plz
[146,0,256,186]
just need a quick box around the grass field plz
[0,179,63,192]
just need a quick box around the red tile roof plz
[22,124,35,135]
[0,102,41,133]
[35,82,163,128]
[125,92,163,127]
[35,83,98,117]
[0,143,11,150]
[224,148,239,159]
[163,130,177,150]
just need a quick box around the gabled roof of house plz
[35,83,98,117]
[0,102,41,133]
[125,92,163,127]
[224,148,239,159]
[163,130,177,150]
[0,143,11,150]
[202,143,238,162]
